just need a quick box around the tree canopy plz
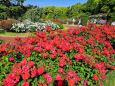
[0,0,115,22]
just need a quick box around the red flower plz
[83,80,88,86]
[37,66,44,75]
[50,54,55,59]
[55,74,63,80]
[58,67,64,73]
[59,58,66,67]
[22,81,29,86]
[95,62,105,70]
[31,66,37,78]
[22,72,30,80]
[28,61,34,67]
[92,74,99,81]
[57,80,63,86]
[68,79,76,86]
[99,81,103,86]
[74,54,83,61]
[21,59,27,65]
[44,73,52,83]
[43,52,48,58]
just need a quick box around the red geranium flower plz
[22,81,29,86]
[55,74,63,80]
[74,53,83,61]
[22,72,30,80]
[44,73,52,83]
[37,66,44,75]
[92,74,99,81]
[58,67,64,73]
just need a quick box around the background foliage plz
[0,0,115,22]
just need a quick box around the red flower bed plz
[0,24,115,86]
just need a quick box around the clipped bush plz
[0,19,17,31]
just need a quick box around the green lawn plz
[0,32,34,37]
[103,70,115,86]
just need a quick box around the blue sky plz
[24,0,87,7]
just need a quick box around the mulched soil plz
[64,25,85,29]
[0,36,26,44]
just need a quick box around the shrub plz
[10,20,60,32]
[22,8,43,22]
[0,19,17,31]
[109,12,115,23]
[0,28,5,33]
[81,15,89,25]
[11,22,27,32]
[57,23,64,29]
[0,40,4,44]
[0,24,115,86]
[0,13,8,20]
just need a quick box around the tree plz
[16,0,25,5]
[0,0,11,6]
[67,3,86,18]
[100,5,110,13]
[23,7,43,22]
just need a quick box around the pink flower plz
[9,57,14,62]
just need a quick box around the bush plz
[0,19,17,31]
[81,15,89,25]
[0,28,5,33]
[109,12,115,23]
[0,40,4,44]
[57,23,64,29]
[11,22,27,32]
[22,8,42,22]
[0,13,8,20]
[0,24,115,86]
[10,20,60,32]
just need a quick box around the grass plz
[0,32,34,37]
[103,70,115,86]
